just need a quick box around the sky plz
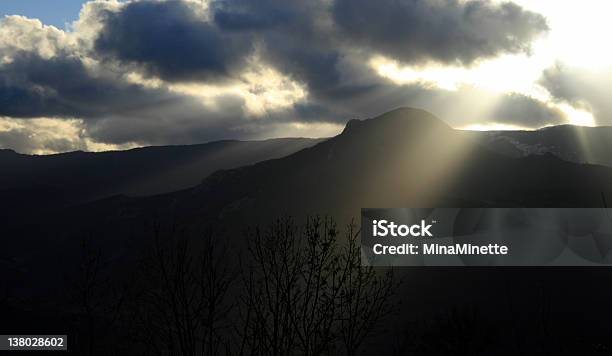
[0,0,611,154]
[0,0,85,29]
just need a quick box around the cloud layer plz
[95,0,254,82]
[0,0,556,153]
[332,0,548,65]
[540,64,612,124]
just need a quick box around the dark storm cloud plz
[263,39,342,98]
[210,0,548,101]
[213,0,299,30]
[213,0,345,98]
[263,79,566,129]
[0,50,256,146]
[332,0,548,65]
[540,64,612,124]
[401,89,566,128]
[84,94,250,146]
[492,94,566,126]
[94,0,254,82]
[91,0,550,103]
[0,51,185,119]
[127,0,551,76]
[540,65,580,103]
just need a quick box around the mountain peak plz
[341,107,451,137]
[373,107,448,125]
[380,106,436,117]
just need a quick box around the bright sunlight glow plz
[373,0,612,129]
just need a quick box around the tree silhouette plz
[71,217,398,355]
[130,225,235,355]
[239,217,395,356]
[70,235,128,355]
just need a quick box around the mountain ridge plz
[5,107,612,229]
[470,124,612,167]
[0,137,325,218]
[110,107,612,230]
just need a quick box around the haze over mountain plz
[5,107,612,232]
[469,125,612,167]
[135,108,612,226]
[5,116,612,222]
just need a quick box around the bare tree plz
[337,224,395,356]
[76,236,102,356]
[132,224,235,356]
[70,235,128,356]
[240,217,396,356]
[198,232,235,355]
[238,218,303,355]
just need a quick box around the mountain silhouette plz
[43,107,612,234]
[0,138,322,218]
[5,108,612,274]
[470,124,612,167]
